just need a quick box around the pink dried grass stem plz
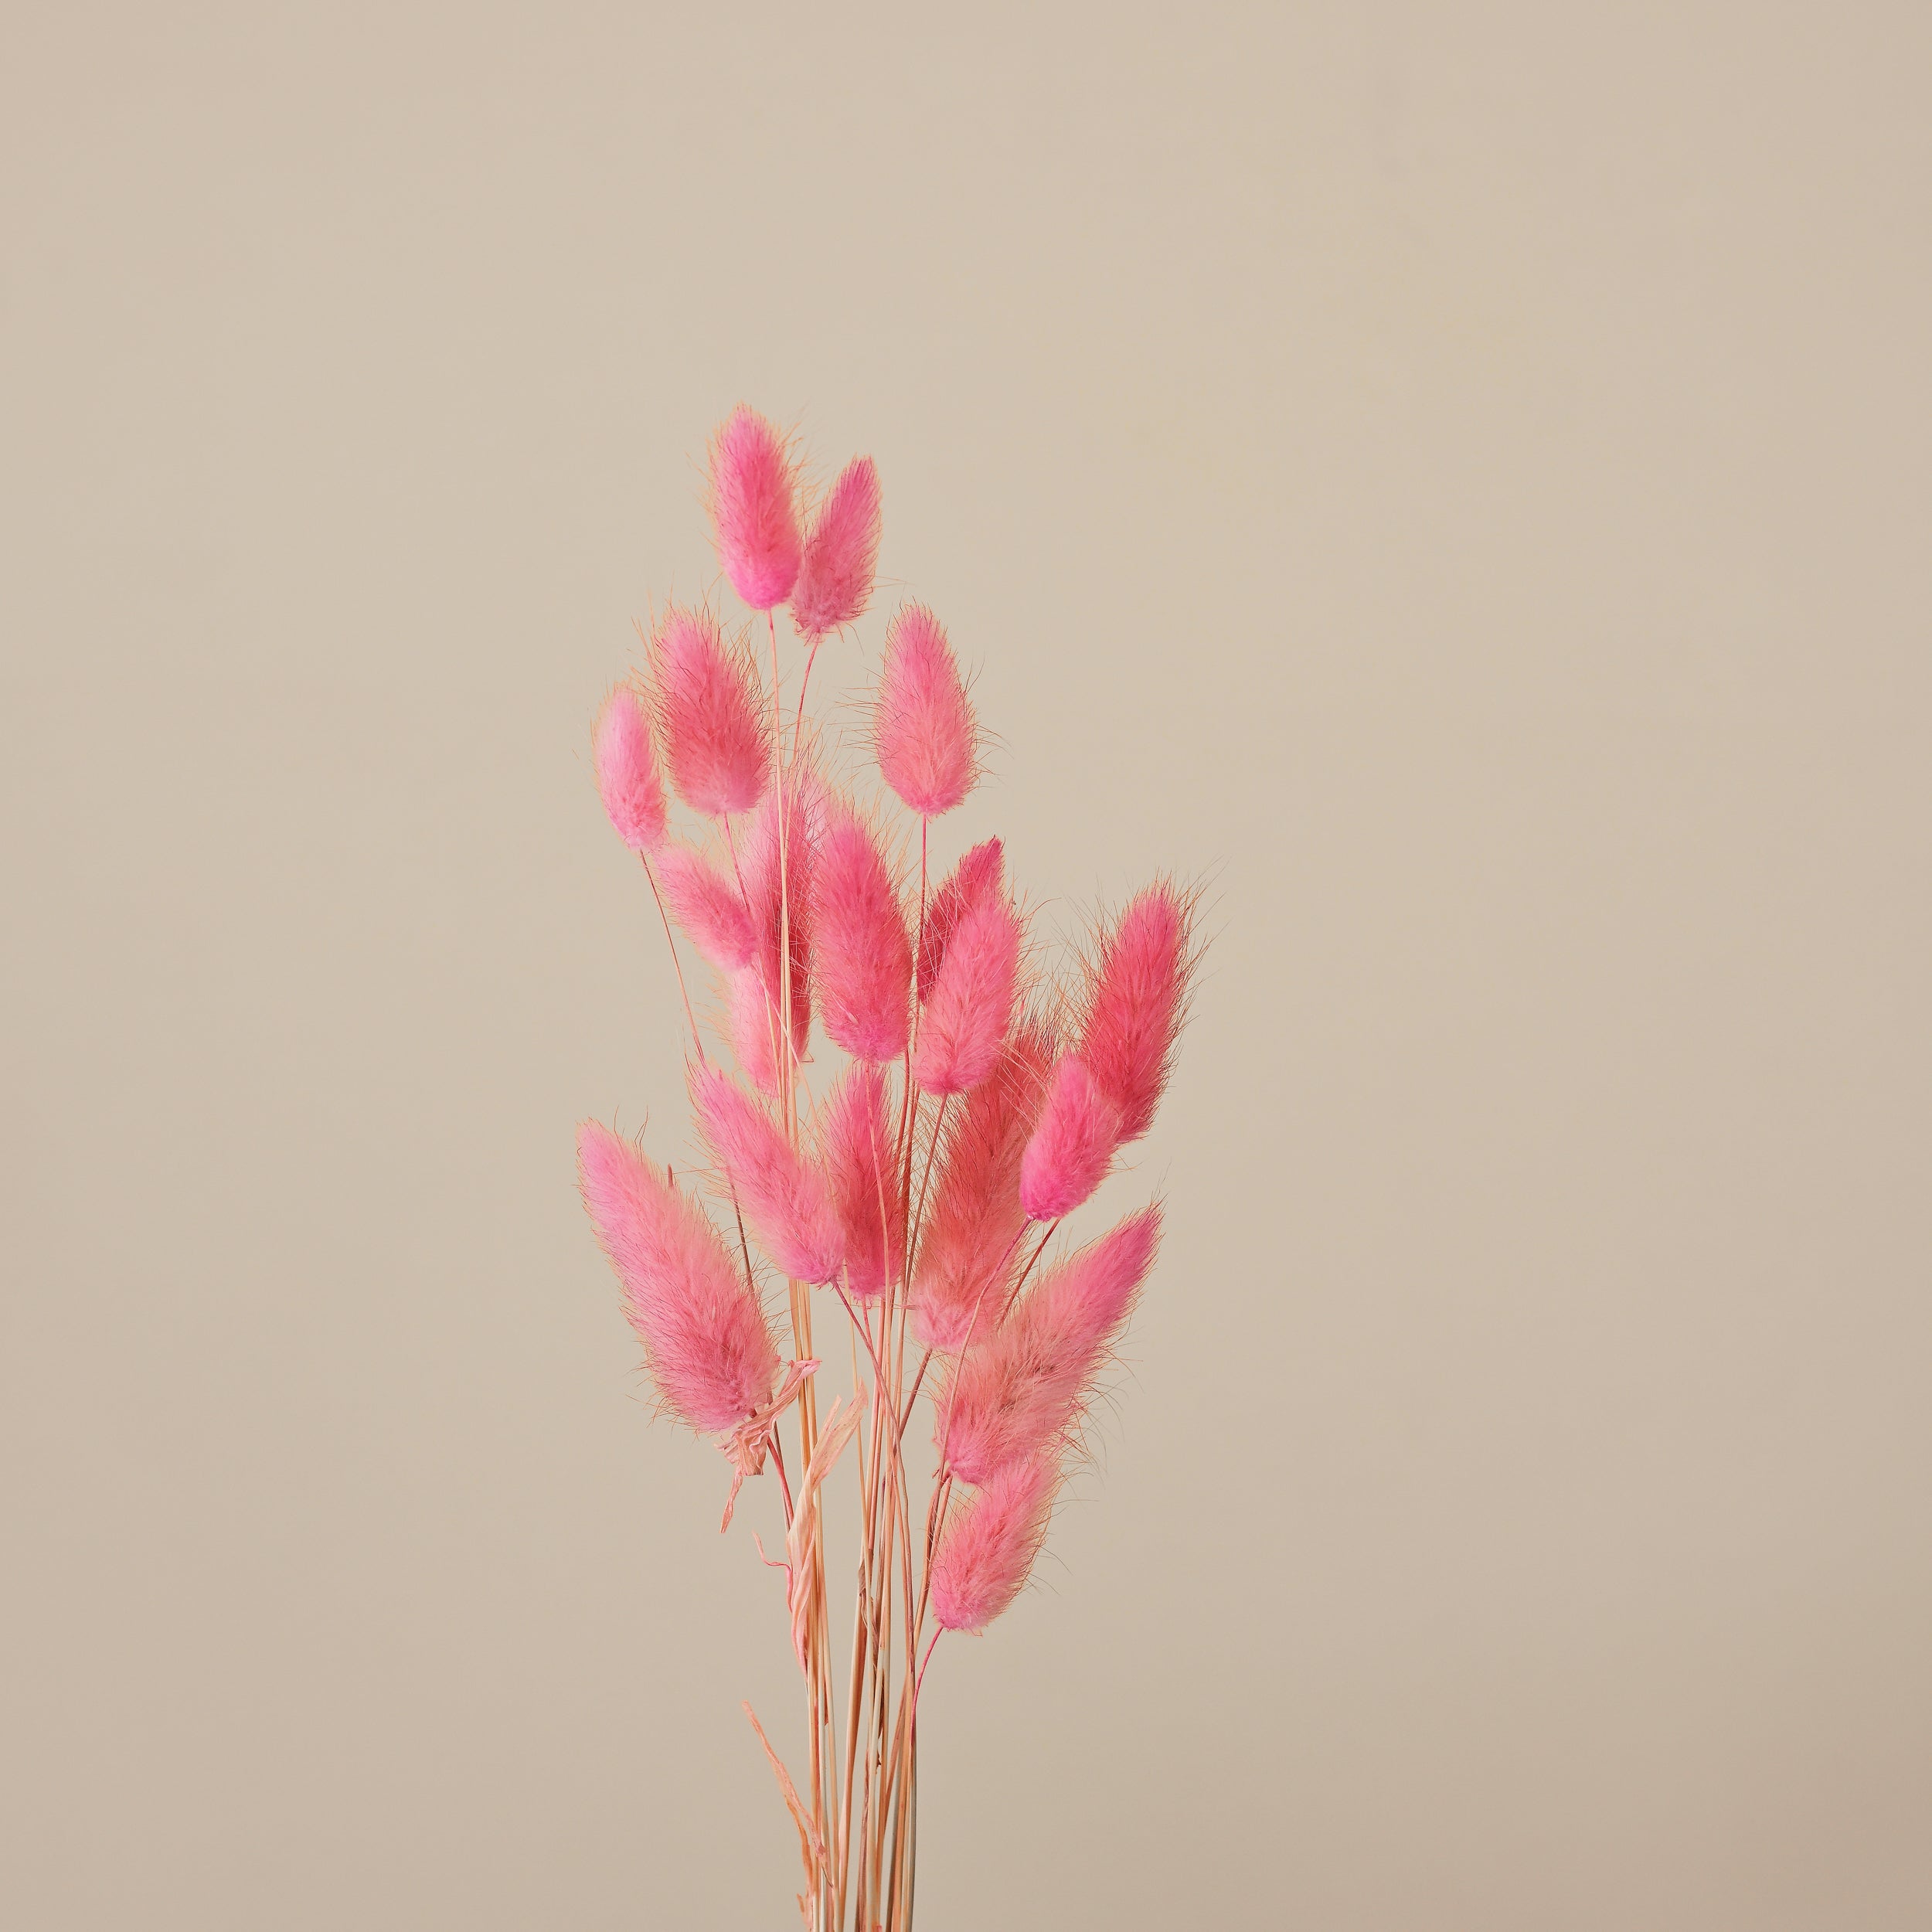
[735,783,816,1083]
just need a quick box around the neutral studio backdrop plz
[5,5,1929,1928]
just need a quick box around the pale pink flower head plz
[654,845,755,971]
[1018,1054,1121,1222]
[913,890,1021,1097]
[912,1019,1057,1352]
[875,604,978,818]
[707,406,801,611]
[791,455,881,641]
[930,1454,1058,1635]
[940,1204,1161,1484]
[818,1062,905,1298]
[1078,882,1198,1143]
[814,799,912,1064]
[576,1120,779,1433]
[690,1063,844,1286]
[918,837,1004,1005]
[592,685,668,853]
[648,606,770,818]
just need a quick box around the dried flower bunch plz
[577,407,1199,1929]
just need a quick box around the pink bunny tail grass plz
[790,454,881,641]
[819,1062,905,1298]
[727,967,783,1098]
[592,685,668,853]
[1078,880,1201,1143]
[648,605,770,818]
[738,782,817,1071]
[655,845,756,971]
[930,1454,1059,1635]
[874,604,978,818]
[1018,1054,1122,1222]
[912,1019,1057,1352]
[576,1120,779,1434]
[913,890,1022,1096]
[918,837,1005,1005]
[707,405,802,611]
[814,801,912,1063]
[691,1063,845,1287]
[939,1205,1162,1485]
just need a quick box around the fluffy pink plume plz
[691,1063,844,1286]
[930,1455,1058,1635]
[649,606,770,817]
[814,802,912,1063]
[655,845,755,971]
[593,685,668,853]
[734,783,815,1081]
[726,966,782,1098]
[819,1063,905,1299]
[912,1022,1056,1352]
[791,454,881,641]
[913,890,1021,1096]
[1018,1054,1121,1221]
[708,406,801,611]
[875,604,977,818]
[576,1121,778,1433]
[918,837,1004,1005]
[1079,883,1196,1143]
[940,1205,1161,1484]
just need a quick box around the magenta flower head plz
[819,1062,905,1298]
[913,890,1021,1097]
[815,800,912,1063]
[691,1062,844,1286]
[918,836,1003,1005]
[708,406,802,611]
[940,1204,1161,1485]
[648,605,770,817]
[913,1021,1056,1352]
[875,604,978,818]
[1078,883,1198,1143]
[593,685,668,852]
[576,1120,779,1433]
[791,455,881,641]
[930,1454,1058,1635]
[1018,1054,1121,1222]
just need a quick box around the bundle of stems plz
[577,408,1199,1929]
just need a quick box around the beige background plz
[5,5,1929,1927]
